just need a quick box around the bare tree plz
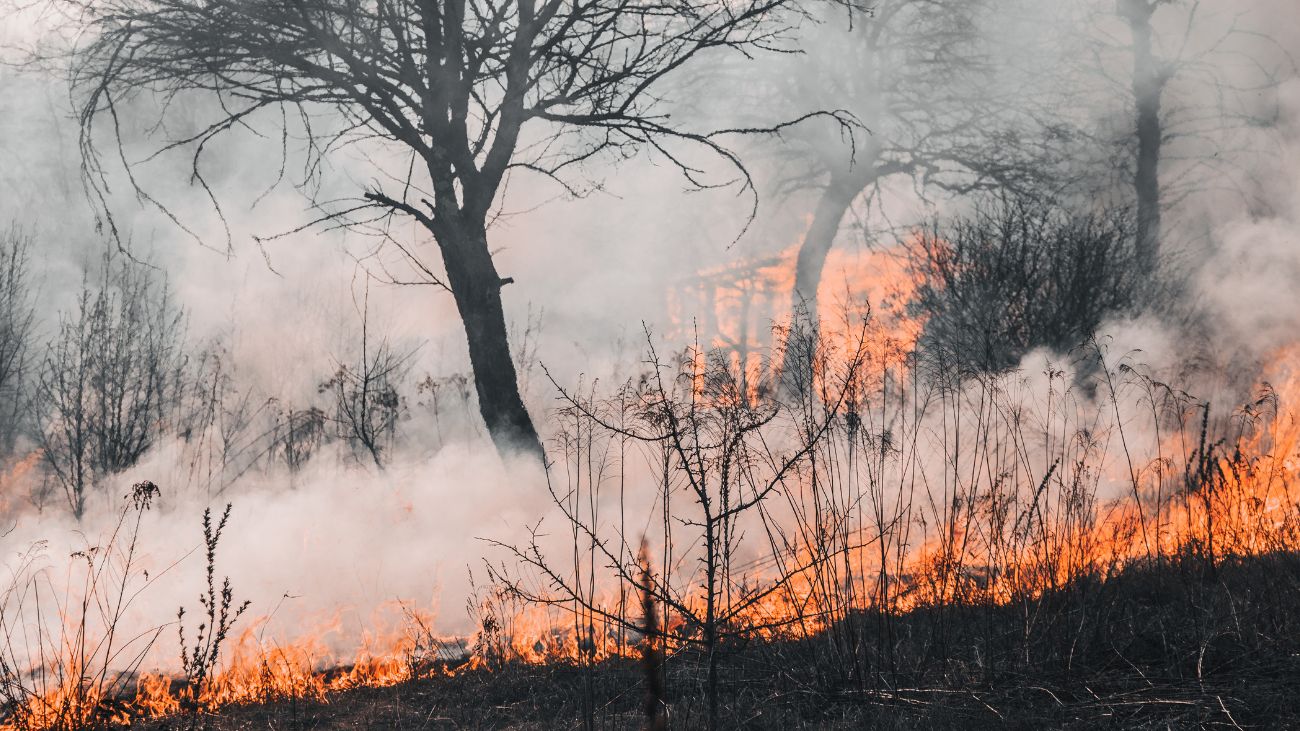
[0,225,35,455]
[736,0,1064,384]
[491,323,870,730]
[69,0,849,460]
[35,253,187,518]
[1118,0,1165,276]
[1082,0,1295,275]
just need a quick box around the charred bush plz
[909,195,1140,373]
[269,403,327,474]
[34,254,187,519]
[320,295,414,469]
[0,225,36,458]
[177,503,250,718]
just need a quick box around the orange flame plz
[7,239,1300,730]
[668,240,922,403]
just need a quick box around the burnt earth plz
[136,552,1300,730]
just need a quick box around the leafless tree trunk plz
[1075,0,1294,280]
[1119,0,1167,277]
[782,165,876,386]
[760,0,1055,389]
[441,220,538,456]
[69,0,846,461]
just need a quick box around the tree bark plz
[1121,0,1165,277]
[779,171,870,391]
[438,219,545,461]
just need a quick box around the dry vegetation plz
[4,195,1300,728]
[0,0,1294,715]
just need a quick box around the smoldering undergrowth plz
[476,298,1300,729]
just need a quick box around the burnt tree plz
[70,0,837,460]
[36,254,187,519]
[1118,0,1168,276]
[1085,0,1294,277]
[755,0,1059,386]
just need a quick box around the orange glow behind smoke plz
[0,450,41,514]
[669,240,922,402]
[666,239,1300,623]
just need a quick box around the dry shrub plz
[909,194,1139,373]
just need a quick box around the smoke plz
[0,442,553,672]
[0,0,1296,681]
[1192,79,1300,355]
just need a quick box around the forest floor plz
[134,552,1300,730]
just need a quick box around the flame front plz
[5,237,1300,729]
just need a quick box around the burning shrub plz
[176,504,250,717]
[0,482,163,730]
[489,320,876,729]
[909,194,1140,373]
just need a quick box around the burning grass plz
[4,348,1300,728]
[118,551,1300,729]
[5,253,1300,729]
